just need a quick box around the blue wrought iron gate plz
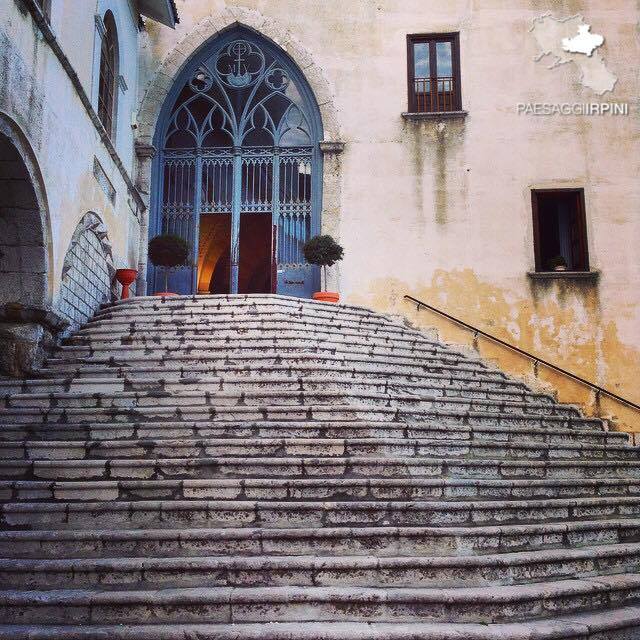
[151,34,323,297]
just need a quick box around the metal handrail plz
[404,294,640,413]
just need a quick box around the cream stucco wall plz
[138,0,640,417]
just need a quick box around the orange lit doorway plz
[197,213,274,294]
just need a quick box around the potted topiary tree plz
[303,234,344,303]
[148,234,190,296]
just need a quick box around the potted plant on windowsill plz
[148,234,190,296]
[303,234,344,304]
[548,255,568,272]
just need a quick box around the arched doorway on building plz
[0,126,48,310]
[149,29,324,297]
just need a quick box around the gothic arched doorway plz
[149,29,324,297]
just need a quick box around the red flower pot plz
[313,291,340,303]
[115,269,138,300]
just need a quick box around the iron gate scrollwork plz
[152,32,323,297]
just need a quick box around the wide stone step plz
[42,352,503,379]
[93,295,402,322]
[1,389,579,419]
[0,437,635,463]
[1,575,640,624]
[0,407,599,437]
[5,455,638,482]
[4,543,640,590]
[2,612,640,640]
[0,375,543,404]
[4,477,640,504]
[5,496,640,530]
[80,315,434,343]
[67,326,445,351]
[3,519,640,559]
[0,419,624,447]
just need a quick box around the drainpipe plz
[134,141,157,296]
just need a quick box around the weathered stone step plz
[0,437,635,463]
[4,477,640,503]
[68,325,444,350]
[94,294,403,322]
[0,375,543,404]
[0,419,624,447]
[2,611,640,640]
[43,351,502,379]
[1,390,579,420]
[5,455,637,482]
[5,496,640,531]
[1,575,640,624]
[80,315,435,344]
[3,519,639,559]
[54,346,477,371]
[4,543,640,590]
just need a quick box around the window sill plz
[402,110,468,121]
[527,270,600,281]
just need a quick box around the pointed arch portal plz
[149,29,324,297]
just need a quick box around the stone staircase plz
[0,294,639,639]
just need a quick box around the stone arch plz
[57,212,116,327]
[135,8,345,294]
[0,112,52,309]
[137,7,342,146]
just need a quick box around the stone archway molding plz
[135,7,345,295]
[0,111,54,307]
[137,6,343,147]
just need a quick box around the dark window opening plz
[407,33,461,113]
[98,11,118,138]
[532,189,589,272]
[34,0,51,22]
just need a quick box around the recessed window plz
[98,11,118,138]
[531,189,589,272]
[407,33,461,113]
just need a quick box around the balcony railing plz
[412,76,458,113]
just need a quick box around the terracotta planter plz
[115,269,138,300]
[154,292,179,297]
[313,291,340,303]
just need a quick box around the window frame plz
[531,188,590,273]
[97,11,119,139]
[406,33,462,113]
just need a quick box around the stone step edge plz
[0,419,612,438]
[4,542,640,573]
[6,495,640,514]
[1,518,638,542]
[0,375,538,396]
[1,609,638,640]
[98,294,402,315]
[2,436,631,452]
[5,477,640,490]
[1,392,581,415]
[6,455,638,471]
[1,572,639,605]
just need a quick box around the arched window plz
[97,11,118,137]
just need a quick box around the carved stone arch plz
[137,8,343,146]
[135,9,345,294]
[0,112,53,308]
[57,212,117,327]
